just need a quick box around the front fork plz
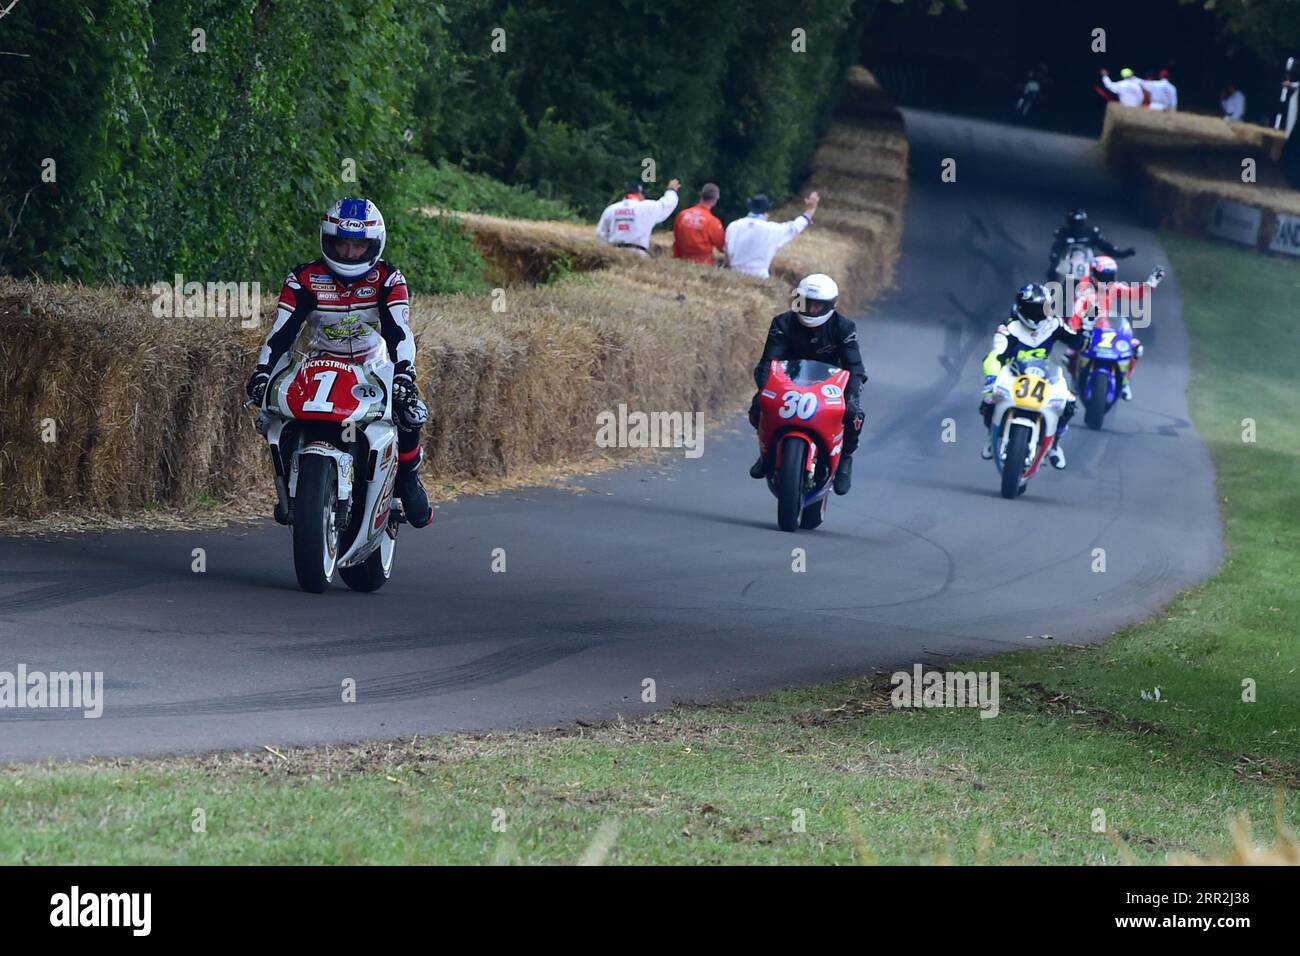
[259,413,294,525]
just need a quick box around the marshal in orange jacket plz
[673,203,725,265]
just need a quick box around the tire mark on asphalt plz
[0,636,599,721]
[0,573,148,614]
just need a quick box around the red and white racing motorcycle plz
[755,359,852,532]
[256,344,404,593]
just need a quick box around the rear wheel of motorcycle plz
[1001,423,1030,500]
[776,436,807,532]
[340,532,395,592]
[799,496,826,530]
[293,454,338,593]
[1085,371,1108,430]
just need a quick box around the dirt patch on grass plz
[793,675,897,727]
[1019,680,1165,736]
[1233,754,1300,790]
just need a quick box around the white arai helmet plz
[793,273,839,328]
[320,197,386,280]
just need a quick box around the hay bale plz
[1098,101,1300,250]
[0,65,910,520]
[0,280,267,516]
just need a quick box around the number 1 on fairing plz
[302,370,338,412]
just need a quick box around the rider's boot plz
[833,455,853,495]
[981,436,994,460]
[1118,362,1134,401]
[1048,440,1067,470]
[749,454,766,479]
[396,457,433,528]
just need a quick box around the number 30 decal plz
[778,390,818,420]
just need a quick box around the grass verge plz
[1,233,1296,864]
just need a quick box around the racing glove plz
[1147,265,1166,288]
[246,365,271,406]
[392,368,428,431]
[845,396,865,432]
[981,374,996,402]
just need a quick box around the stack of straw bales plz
[0,68,908,519]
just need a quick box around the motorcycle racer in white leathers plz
[245,197,432,528]
[980,283,1092,470]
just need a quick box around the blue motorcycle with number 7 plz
[1075,315,1137,430]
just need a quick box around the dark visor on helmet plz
[324,234,380,265]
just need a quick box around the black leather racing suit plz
[1046,225,1132,279]
[748,310,868,456]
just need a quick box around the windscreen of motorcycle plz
[783,359,843,385]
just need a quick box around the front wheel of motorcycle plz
[1001,423,1031,500]
[1085,371,1109,430]
[799,495,826,530]
[293,454,339,593]
[340,531,395,592]
[776,435,807,532]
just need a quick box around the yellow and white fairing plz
[990,360,1072,473]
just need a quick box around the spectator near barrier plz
[725,191,820,279]
[596,180,681,255]
[1143,69,1178,111]
[1100,67,1145,107]
[1221,83,1246,122]
[673,183,726,266]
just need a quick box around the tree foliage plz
[0,0,881,288]
[417,0,869,219]
[1184,0,1300,65]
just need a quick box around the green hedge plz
[418,0,870,220]
[0,0,465,292]
[0,0,881,290]
[398,157,579,222]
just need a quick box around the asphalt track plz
[0,110,1223,761]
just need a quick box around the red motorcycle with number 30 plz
[755,359,851,532]
[256,344,405,593]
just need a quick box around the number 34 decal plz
[778,391,819,420]
[1013,376,1048,405]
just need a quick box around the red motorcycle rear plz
[756,359,851,532]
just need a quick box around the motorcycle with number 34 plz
[988,356,1073,500]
